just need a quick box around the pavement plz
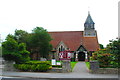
[1,62,119,79]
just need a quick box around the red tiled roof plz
[83,37,99,51]
[48,31,99,51]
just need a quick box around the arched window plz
[59,48,61,52]
[59,45,65,52]
[61,46,63,51]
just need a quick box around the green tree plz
[30,27,52,59]
[2,35,30,63]
[14,29,29,44]
[99,44,104,49]
[18,43,30,63]
[106,38,120,68]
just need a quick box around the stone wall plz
[89,68,118,74]
[89,61,118,74]
[48,68,62,73]
[3,61,18,72]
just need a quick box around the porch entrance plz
[78,52,85,61]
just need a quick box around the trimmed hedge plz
[52,65,62,68]
[14,61,52,72]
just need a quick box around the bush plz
[52,65,62,68]
[25,61,51,65]
[97,53,112,68]
[91,53,98,60]
[14,61,52,72]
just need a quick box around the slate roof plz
[48,31,99,51]
[85,13,95,24]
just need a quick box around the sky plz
[0,0,119,47]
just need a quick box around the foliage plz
[25,61,51,65]
[2,36,30,63]
[14,29,29,44]
[92,38,120,68]
[99,44,104,49]
[90,52,97,60]
[14,61,52,72]
[52,65,62,68]
[29,27,52,59]
[91,49,112,68]
[2,27,53,62]
[106,38,120,68]
[97,53,112,67]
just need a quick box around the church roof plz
[85,13,95,24]
[48,31,99,51]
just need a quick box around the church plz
[48,12,100,61]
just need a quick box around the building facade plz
[49,13,100,61]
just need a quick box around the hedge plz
[14,61,52,72]
[52,65,62,68]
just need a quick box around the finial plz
[88,6,90,15]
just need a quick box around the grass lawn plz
[85,62,90,69]
[70,62,77,70]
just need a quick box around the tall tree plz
[30,27,52,59]
[2,35,30,63]
[14,29,29,44]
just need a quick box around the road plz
[1,77,119,80]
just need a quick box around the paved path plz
[73,62,88,73]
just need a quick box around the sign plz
[59,50,72,60]
[51,59,56,65]
[56,62,61,65]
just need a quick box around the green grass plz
[70,62,77,70]
[85,62,90,69]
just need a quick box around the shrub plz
[52,65,62,68]
[25,61,51,65]
[97,53,112,68]
[14,61,52,72]
[92,53,98,60]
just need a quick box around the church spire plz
[84,12,95,30]
[84,12,96,37]
[85,12,94,24]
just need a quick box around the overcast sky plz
[0,0,119,47]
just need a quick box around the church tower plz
[84,12,96,37]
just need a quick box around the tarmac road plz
[1,77,119,80]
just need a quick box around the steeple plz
[84,12,95,30]
[84,12,96,37]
